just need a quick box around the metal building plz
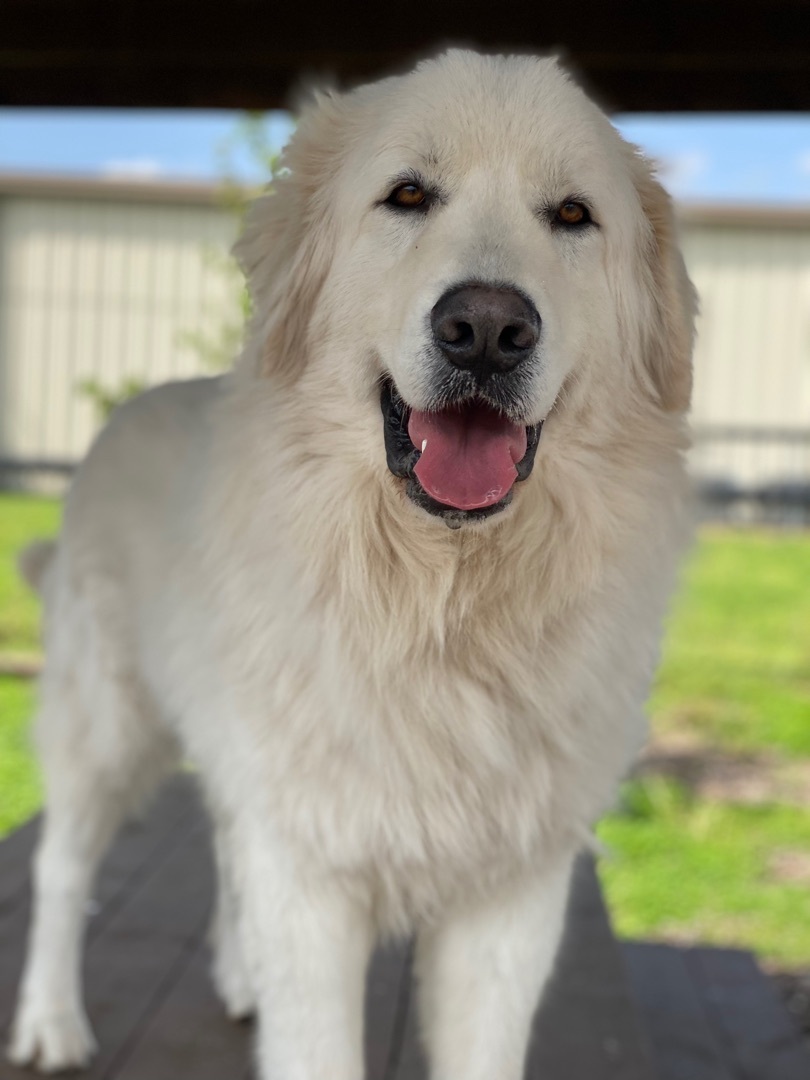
[681,205,810,507]
[0,174,237,473]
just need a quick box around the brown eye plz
[557,200,591,226]
[387,182,428,209]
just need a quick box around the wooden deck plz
[0,775,807,1079]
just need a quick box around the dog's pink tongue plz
[408,405,527,511]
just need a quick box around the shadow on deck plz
[1,776,807,1079]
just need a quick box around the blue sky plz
[1,109,810,203]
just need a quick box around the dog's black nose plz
[431,284,540,379]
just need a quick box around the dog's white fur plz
[8,51,695,1079]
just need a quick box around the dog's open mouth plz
[381,380,542,527]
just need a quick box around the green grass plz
[0,493,58,836]
[0,675,41,835]
[0,493,60,653]
[598,529,810,966]
[651,530,810,757]
[599,778,810,966]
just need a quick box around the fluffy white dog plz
[9,49,694,1080]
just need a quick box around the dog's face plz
[236,51,695,528]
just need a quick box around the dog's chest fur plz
[171,393,687,933]
[189,480,653,933]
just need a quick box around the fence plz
[692,427,810,524]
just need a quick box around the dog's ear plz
[629,154,697,413]
[234,89,346,380]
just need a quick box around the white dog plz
[9,49,694,1080]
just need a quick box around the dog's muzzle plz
[381,379,542,529]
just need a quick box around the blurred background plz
[0,0,808,1052]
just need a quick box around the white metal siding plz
[681,222,810,489]
[0,194,237,463]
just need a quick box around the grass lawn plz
[650,530,810,758]
[600,778,810,966]
[0,675,41,836]
[0,494,60,653]
[598,529,810,967]
[1,493,809,966]
[0,493,59,835]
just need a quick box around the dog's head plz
[235,50,695,529]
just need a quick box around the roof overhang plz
[2,1,810,111]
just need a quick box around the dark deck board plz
[0,821,39,917]
[687,947,810,1080]
[364,945,412,1080]
[114,939,414,1080]
[384,945,426,1080]
[0,776,195,922]
[0,777,199,1038]
[113,942,250,1080]
[624,942,810,1080]
[623,942,736,1080]
[3,777,806,1079]
[86,777,201,933]
[78,819,213,1079]
[524,858,658,1080]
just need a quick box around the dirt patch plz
[635,733,810,806]
[0,651,42,678]
[768,849,810,884]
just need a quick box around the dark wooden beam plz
[2,0,810,110]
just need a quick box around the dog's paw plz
[7,1000,97,1073]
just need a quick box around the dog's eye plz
[387,182,428,210]
[556,201,591,226]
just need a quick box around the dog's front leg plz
[236,820,374,1080]
[415,854,575,1080]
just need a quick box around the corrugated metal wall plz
[682,221,810,496]
[0,191,237,466]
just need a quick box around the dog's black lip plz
[381,379,419,479]
[379,378,542,527]
[405,478,515,529]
